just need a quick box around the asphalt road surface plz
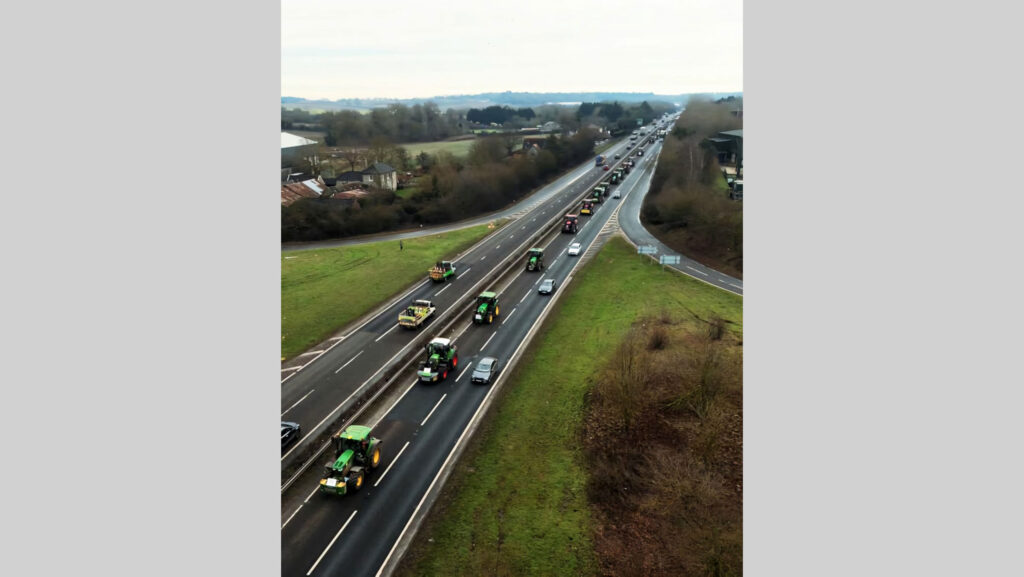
[281,136,659,577]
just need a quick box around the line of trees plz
[466,105,535,125]
[641,97,743,276]
[282,103,467,146]
[281,129,601,242]
[576,100,675,135]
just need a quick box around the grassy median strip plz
[396,236,743,577]
[281,224,499,360]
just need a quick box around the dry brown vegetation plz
[643,98,743,278]
[583,313,743,576]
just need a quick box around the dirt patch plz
[582,318,743,576]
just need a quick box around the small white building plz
[281,132,320,169]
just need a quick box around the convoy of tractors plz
[308,133,654,498]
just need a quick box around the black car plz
[471,356,500,384]
[282,421,302,449]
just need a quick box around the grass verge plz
[396,236,742,577]
[281,224,498,360]
[399,138,477,159]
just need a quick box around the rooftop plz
[281,132,318,149]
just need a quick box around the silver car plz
[538,278,557,294]
[471,357,500,384]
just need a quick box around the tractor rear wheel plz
[349,470,365,492]
[370,446,381,469]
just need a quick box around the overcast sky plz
[282,0,742,100]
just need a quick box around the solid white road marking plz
[282,366,302,373]
[299,350,325,356]
[421,394,447,426]
[455,363,473,382]
[480,332,496,351]
[307,510,358,575]
[374,441,411,487]
[375,324,399,342]
[501,308,517,325]
[281,389,316,417]
[334,350,364,374]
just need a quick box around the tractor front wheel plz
[442,369,448,380]
[488,314,493,324]
[370,447,381,469]
[495,306,500,316]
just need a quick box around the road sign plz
[638,245,658,255]
[659,255,681,265]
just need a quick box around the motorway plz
[281,130,669,576]
[280,136,646,472]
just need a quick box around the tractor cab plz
[580,200,594,215]
[425,337,453,357]
[525,248,544,272]
[562,214,578,233]
[474,291,500,324]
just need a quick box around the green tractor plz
[319,425,382,496]
[473,291,500,324]
[417,337,458,383]
[609,170,621,184]
[525,248,544,272]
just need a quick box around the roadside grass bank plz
[396,236,742,576]
[281,224,498,360]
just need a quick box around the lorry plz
[562,214,579,233]
[428,261,456,282]
[580,200,595,216]
[417,337,458,383]
[473,292,500,324]
[594,155,606,167]
[525,248,544,272]
[319,425,382,496]
[398,299,436,329]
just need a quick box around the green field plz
[398,138,477,159]
[396,236,743,576]
[281,224,499,360]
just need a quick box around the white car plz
[568,242,582,256]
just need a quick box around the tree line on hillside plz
[281,129,600,242]
[642,97,744,275]
[282,103,467,146]
[466,105,535,125]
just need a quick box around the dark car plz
[538,278,557,294]
[282,421,301,449]
[471,356,500,384]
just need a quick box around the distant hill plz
[281,91,742,112]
